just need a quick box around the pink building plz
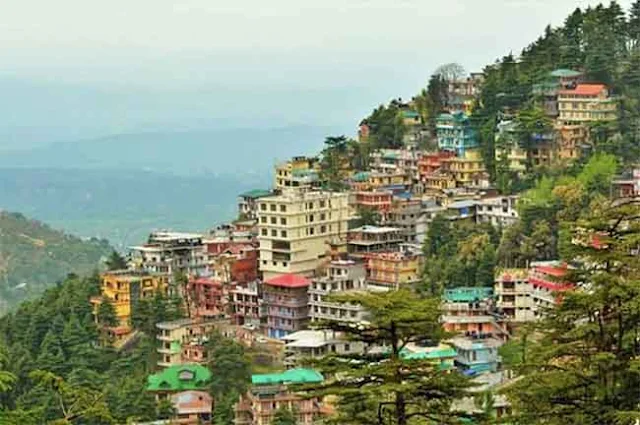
[263,274,310,339]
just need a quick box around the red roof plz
[534,264,567,278]
[224,243,255,255]
[264,273,311,288]
[559,83,606,96]
[190,277,223,286]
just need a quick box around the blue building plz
[449,336,503,375]
[436,111,479,156]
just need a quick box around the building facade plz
[475,196,519,227]
[436,111,479,156]
[129,231,207,277]
[156,318,220,368]
[263,274,310,339]
[257,190,350,279]
[365,250,422,290]
[309,260,367,323]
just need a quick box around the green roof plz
[444,287,493,303]
[147,364,211,392]
[383,152,399,160]
[239,189,272,199]
[352,171,370,182]
[549,68,582,78]
[252,368,323,386]
[402,347,457,360]
[437,111,468,124]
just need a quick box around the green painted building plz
[147,364,212,395]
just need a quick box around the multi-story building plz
[263,274,310,339]
[532,68,583,118]
[423,171,457,192]
[367,171,412,193]
[170,391,213,425]
[446,73,484,115]
[418,151,455,181]
[436,111,479,156]
[188,277,228,319]
[90,270,169,340]
[309,260,367,323]
[370,149,421,181]
[283,330,366,367]
[558,83,617,125]
[494,120,527,175]
[449,336,503,374]
[557,123,588,161]
[274,156,322,191]
[347,225,403,256]
[440,149,488,188]
[230,281,262,326]
[129,231,207,277]
[494,269,533,322]
[238,189,273,220]
[257,190,350,280]
[156,318,220,368]
[207,243,258,285]
[234,369,327,425]
[475,196,519,228]
[442,287,510,339]
[365,250,422,290]
[386,199,423,243]
[527,261,573,315]
[352,190,393,216]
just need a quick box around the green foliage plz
[302,289,475,425]
[318,136,351,191]
[104,251,127,271]
[362,102,406,149]
[356,206,381,226]
[96,299,118,328]
[0,211,112,314]
[504,198,640,424]
[421,217,498,294]
[271,405,297,425]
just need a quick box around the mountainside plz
[0,211,112,313]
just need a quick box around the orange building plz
[352,190,393,214]
[364,250,422,289]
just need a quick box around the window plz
[271,230,277,237]
[320,225,327,234]
[261,229,267,236]
[270,217,277,224]
[308,214,314,222]
[309,227,315,235]
[344,344,350,352]
[281,230,287,238]
[280,217,287,225]
[260,217,267,223]
[320,213,326,221]
[282,262,288,267]
[270,204,276,212]
[280,204,286,212]
[319,200,326,208]
[260,203,267,211]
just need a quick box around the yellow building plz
[274,156,322,190]
[558,84,617,125]
[423,171,456,192]
[91,270,169,332]
[441,149,488,187]
[557,124,587,161]
[368,172,410,190]
[257,190,351,280]
[495,144,527,174]
[365,251,422,290]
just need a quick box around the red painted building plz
[353,190,393,214]
[225,244,259,285]
[188,277,229,319]
[263,274,310,339]
[418,151,455,181]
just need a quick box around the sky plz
[0,0,634,149]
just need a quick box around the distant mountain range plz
[0,211,113,313]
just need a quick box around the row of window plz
[259,225,330,237]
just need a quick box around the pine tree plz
[271,406,297,425]
[96,298,118,328]
[105,251,127,271]
[36,330,66,376]
[504,197,640,424]
[302,289,475,425]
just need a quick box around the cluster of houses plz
[90,69,632,424]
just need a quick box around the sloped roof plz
[147,364,211,392]
[444,287,493,303]
[264,273,311,288]
[239,189,272,199]
[252,368,323,385]
[550,68,582,78]
[559,83,606,96]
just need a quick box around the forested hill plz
[0,211,112,313]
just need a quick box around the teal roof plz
[402,110,420,119]
[444,287,493,303]
[436,111,468,124]
[147,364,211,392]
[291,169,318,178]
[252,368,323,386]
[239,189,272,199]
[352,171,370,182]
[549,68,582,78]
[402,347,457,360]
[382,152,399,160]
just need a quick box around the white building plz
[129,231,207,277]
[309,260,368,323]
[282,330,365,367]
[475,196,519,228]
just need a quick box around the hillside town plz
[84,60,640,425]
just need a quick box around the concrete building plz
[238,189,273,220]
[263,274,310,339]
[475,196,519,227]
[494,120,527,175]
[147,364,211,402]
[91,270,169,341]
[436,111,479,156]
[442,287,510,339]
[234,369,327,425]
[282,330,365,367]
[230,281,262,326]
[156,318,220,368]
[352,190,393,216]
[494,269,533,322]
[188,277,228,319]
[274,156,322,191]
[449,336,503,375]
[257,190,350,280]
[170,391,213,425]
[558,83,617,125]
[386,199,423,243]
[309,260,367,323]
[365,250,422,290]
[129,231,207,277]
[440,149,488,188]
[347,225,403,256]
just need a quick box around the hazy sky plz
[0,0,634,148]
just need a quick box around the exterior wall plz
[558,90,617,124]
[352,191,393,214]
[156,320,219,368]
[263,284,309,339]
[475,196,519,228]
[235,388,324,425]
[257,191,350,279]
[436,112,479,156]
[309,261,367,323]
[189,277,227,319]
[365,252,421,289]
[347,226,404,256]
[494,270,535,322]
[386,201,422,243]
[129,232,207,277]
[231,284,261,326]
[441,149,487,187]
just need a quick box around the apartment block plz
[283,330,365,368]
[347,225,403,256]
[309,260,367,323]
[475,196,519,227]
[156,318,220,368]
[230,281,262,326]
[257,190,350,280]
[365,250,422,290]
[129,231,207,277]
[442,287,510,339]
[263,274,310,339]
